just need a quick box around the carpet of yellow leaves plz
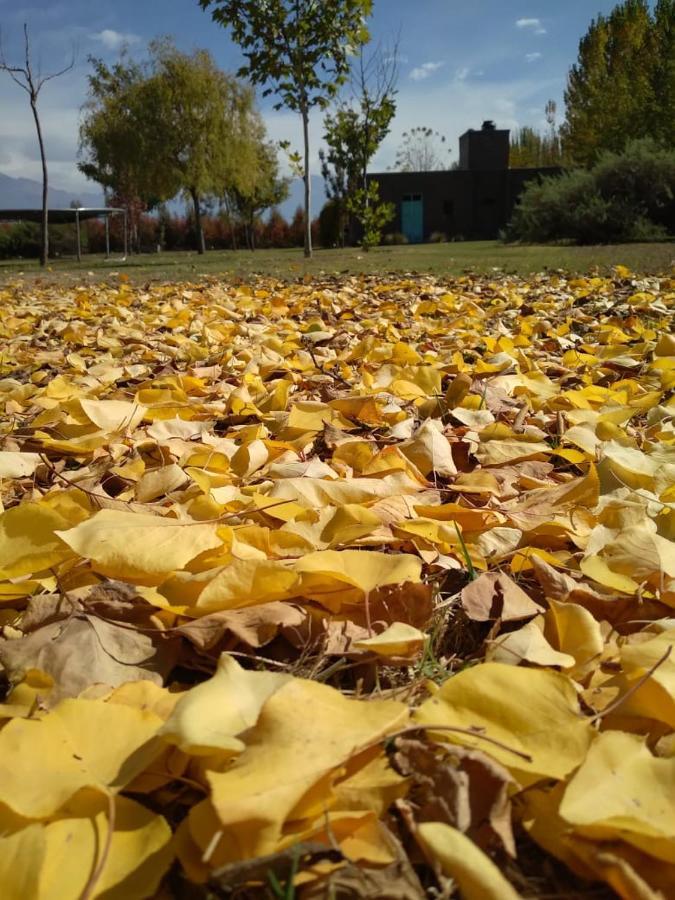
[0,267,674,899]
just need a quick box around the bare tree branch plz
[0,24,75,98]
[0,29,31,93]
[38,56,75,90]
[0,23,77,266]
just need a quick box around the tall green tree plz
[652,0,675,149]
[198,0,374,258]
[141,42,261,254]
[80,42,261,254]
[562,0,671,164]
[79,53,152,252]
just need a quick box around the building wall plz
[368,167,561,242]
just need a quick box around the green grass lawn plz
[1,240,673,283]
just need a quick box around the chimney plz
[459,121,510,170]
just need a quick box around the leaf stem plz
[590,645,672,723]
[79,792,116,900]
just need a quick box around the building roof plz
[0,208,124,224]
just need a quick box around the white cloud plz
[90,29,140,51]
[455,67,470,82]
[516,18,547,35]
[409,61,445,82]
[525,52,542,63]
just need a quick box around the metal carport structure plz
[0,207,127,261]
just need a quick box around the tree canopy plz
[141,41,262,253]
[79,54,149,205]
[79,41,265,253]
[562,0,674,165]
[198,0,374,257]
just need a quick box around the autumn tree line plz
[1,0,673,261]
[510,0,674,168]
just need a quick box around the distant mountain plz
[0,172,103,210]
[0,171,328,220]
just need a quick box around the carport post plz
[75,208,82,263]
[123,209,128,258]
[105,214,110,259]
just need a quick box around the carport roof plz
[0,208,124,224]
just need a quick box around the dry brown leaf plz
[0,611,177,705]
[461,571,544,622]
[177,602,308,651]
[393,737,516,855]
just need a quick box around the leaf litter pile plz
[0,267,674,900]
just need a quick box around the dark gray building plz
[369,121,561,242]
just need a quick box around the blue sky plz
[0,1,638,193]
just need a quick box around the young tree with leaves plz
[319,109,360,245]
[0,25,74,266]
[346,182,393,250]
[320,42,397,246]
[198,0,374,258]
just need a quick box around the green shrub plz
[507,139,675,244]
[0,222,42,259]
[593,140,675,235]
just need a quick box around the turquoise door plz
[401,194,424,243]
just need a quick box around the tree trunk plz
[223,196,237,250]
[30,97,48,267]
[191,188,206,254]
[301,105,312,258]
